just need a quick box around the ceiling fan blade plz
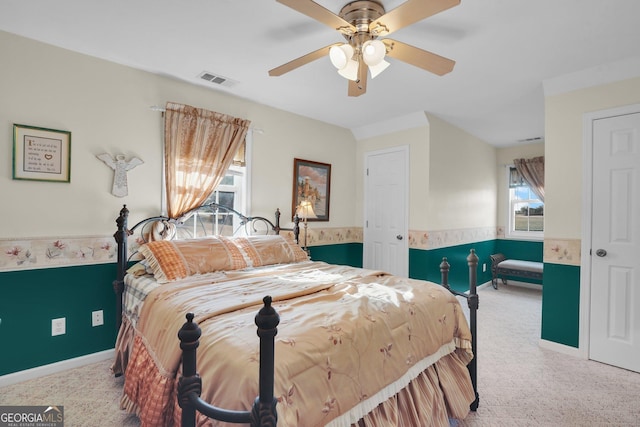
[348,57,367,97]
[370,0,460,36]
[383,39,455,76]
[276,0,356,33]
[269,43,341,76]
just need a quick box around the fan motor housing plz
[340,1,385,29]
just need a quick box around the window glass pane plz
[217,191,234,209]
[529,203,544,231]
[220,175,234,186]
[513,202,529,231]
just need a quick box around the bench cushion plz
[497,259,543,274]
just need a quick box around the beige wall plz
[427,114,497,231]
[354,113,497,233]
[355,122,430,229]
[545,76,640,240]
[496,142,545,229]
[0,30,356,238]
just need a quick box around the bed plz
[112,203,479,426]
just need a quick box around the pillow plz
[232,235,309,267]
[138,236,247,283]
[126,260,153,277]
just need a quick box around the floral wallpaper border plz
[543,238,581,266]
[409,226,498,250]
[2,229,575,272]
[295,227,363,247]
[0,236,119,272]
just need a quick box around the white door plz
[363,146,408,277]
[589,112,640,373]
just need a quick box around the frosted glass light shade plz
[338,59,359,81]
[329,44,354,70]
[362,40,386,66]
[368,59,390,78]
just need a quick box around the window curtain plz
[513,156,545,201]
[164,102,251,218]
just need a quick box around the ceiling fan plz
[269,0,460,97]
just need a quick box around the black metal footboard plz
[440,249,480,411]
[177,296,279,427]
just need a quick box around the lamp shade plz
[368,59,390,78]
[329,44,354,70]
[337,59,359,81]
[296,200,317,220]
[362,40,386,66]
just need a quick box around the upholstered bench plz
[489,253,543,289]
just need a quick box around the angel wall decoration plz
[96,153,143,197]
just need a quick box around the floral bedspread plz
[118,261,474,426]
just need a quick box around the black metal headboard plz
[112,203,300,330]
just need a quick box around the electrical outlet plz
[482,263,487,272]
[92,310,104,327]
[52,318,66,336]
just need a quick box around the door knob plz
[595,249,607,257]
[396,235,403,240]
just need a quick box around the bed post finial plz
[292,214,300,245]
[252,296,279,427]
[178,313,202,427]
[440,257,451,290]
[274,209,282,234]
[113,204,130,331]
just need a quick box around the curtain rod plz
[150,105,263,134]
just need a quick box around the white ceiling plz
[1,0,640,146]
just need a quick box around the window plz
[163,131,252,238]
[507,166,543,239]
[180,165,246,237]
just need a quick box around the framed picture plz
[292,158,331,221]
[13,124,71,183]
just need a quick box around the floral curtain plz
[513,156,545,202]
[164,102,251,218]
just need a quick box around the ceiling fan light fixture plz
[362,39,386,66]
[368,59,390,79]
[329,44,354,70]
[337,59,359,81]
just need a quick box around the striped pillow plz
[232,235,309,267]
[138,236,247,283]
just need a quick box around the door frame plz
[580,102,640,358]
[363,145,409,276]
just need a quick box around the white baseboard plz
[497,279,543,290]
[477,280,492,290]
[539,339,585,358]
[0,349,115,388]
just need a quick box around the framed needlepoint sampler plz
[13,124,71,183]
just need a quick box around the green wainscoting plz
[409,241,497,292]
[309,240,543,293]
[308,243,363,267]
[495,239,544,262]
[541,263,580,348]
[0,264,117,376]
[0,239,566,377]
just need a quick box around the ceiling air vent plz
[198,71,237,87]
[517,136,544,143]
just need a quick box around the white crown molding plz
[543,56,640,97]
[350,111,429,140]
